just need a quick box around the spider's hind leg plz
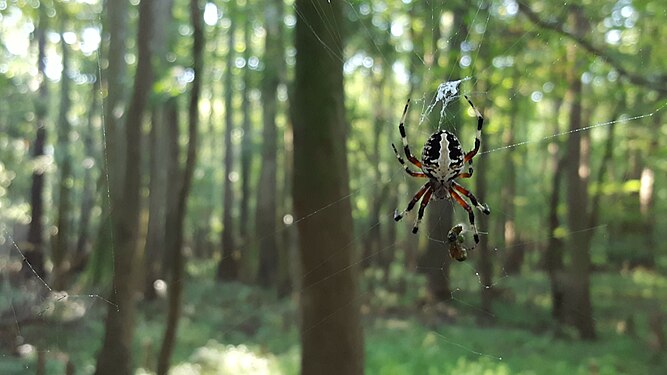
[452,182,490,215]
[449,188,481,246]
[394,182,430,222]
[412,189,433,234]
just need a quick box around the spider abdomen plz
[421,130,464,181]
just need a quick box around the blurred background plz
[0,0,666,373]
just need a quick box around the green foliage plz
[2,268,667,374]
[1,0,667,373]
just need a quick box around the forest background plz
[0,0,666,374]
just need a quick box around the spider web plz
[1,0,665,372]
[288,0,665,367]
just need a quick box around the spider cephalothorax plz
[392,96,490,249]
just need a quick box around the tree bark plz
[543,99,566,322]
[638,112,660,268]
[24,0,49,280]
[364,71,389,274]
[292,0,364,373]
[156,1,202,372]
[278,121,295,297]
[144,0,174,298]
[73,78,100,274]
[239,4,253,251]
[501,74,521,275]
[95,0,155,373]
[256,0,283,288]
[53,15,73,290]
[562,5,596,340]
[144,108,168,299]
[217,1,239,281]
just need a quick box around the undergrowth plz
[1,263,665,374]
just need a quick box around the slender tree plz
[24,0,49,280]
[73,77,100,274]
[422,6,467,301]
[95,0,155,372]
[53,13,73,290]
[256,0,284,288]
[562,5,596,340]
[544,99,566,322]
[501,73,521,275]
[157,0,203,371]
[218,1,239,280]
[144,0,174,299]
[239,3,254,251]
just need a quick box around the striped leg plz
[391,143,426,177]
[394,182,430,222]
[413,188,433,234]
[397,99,423,168]
[452,182,490,214]
[463,95,484,164]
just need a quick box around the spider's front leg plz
[397,99,423,168]
[463,95,484,164]
[391,143,426,178]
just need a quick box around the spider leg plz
[412,188,433,234]
[463,95,484,164]
[452,181,490,214]
[449,188,481,246]
[459,160,474,179]
[394,182,430,222]
[397,99,423,168]
[458,171,473,179]
[391,143,427,177]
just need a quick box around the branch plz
[517,1,667,95]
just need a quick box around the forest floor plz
[1,262,666,374]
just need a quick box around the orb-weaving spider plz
[392,96,490,248]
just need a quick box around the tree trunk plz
[218,1,239,281]
[144,108,168,299]
[638,112,660,268]
[543,99,566,322]
[277,122,295,297]
[364,72,388,274]
[73,78,101,275]
[474,97,493,322]
[156,98,180,373]
[143,0,174,299]
[501,74,521,275]
[157,2,202,369]
[292,0,364,373]
[256,0,283,288]
[95,0,154,373]
[53,15,73,290]
[562,5,595,341]
[421,8,466,302]
[401,6,425,275]
[239,5,253,252]
[24,1,49,280]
